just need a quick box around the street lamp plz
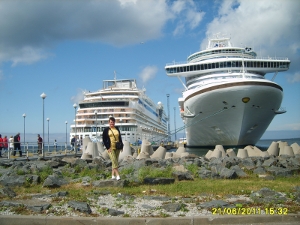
[22,113,26,149]
[47,118,50,151]
[166,94,170,142]
[73,103,77,154]
[40,92,47,157]
[174,107,177,141]
[65,121,68,147]
[94,110,98,138]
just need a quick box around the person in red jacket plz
[3,135,8,154]
[0,134,3,157]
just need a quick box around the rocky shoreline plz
[0,139,299,217]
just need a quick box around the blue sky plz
[0,0,299,143]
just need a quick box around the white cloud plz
[171,0,204,36]
[139,66,158,84]
[0,0,171,66]
[203,0,300,48]
[70,89,86,104]
[287,72,300,83]
[202,0,300,80]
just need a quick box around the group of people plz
[0,133,22,157]
[1,117,123,180]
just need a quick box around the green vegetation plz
[0,163,300,216]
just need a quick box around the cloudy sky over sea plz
[0,0,299,142]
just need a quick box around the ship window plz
[208,64,211,69]
[220,62,224,68]
[268,62,271,67]
[212,63,215,68]
[227,61,232,67]
[216,63,219,68]
[197,65,200,70]
[257,61,260,67]
[204,64,207,69]
[253,61,256,67]
[201,64,204,70]
[264,62,267,67]
[183,67,186,72]
[232,61,236,67]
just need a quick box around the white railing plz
[2,142,80,160]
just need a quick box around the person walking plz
[3,135,8,154]
[102,116,123,180]
[71,136,76,151]
[0,134,3,157]
[9,136,14,155]
[54,139,57,151]
[37,134,43,154]
[13,133,22,157]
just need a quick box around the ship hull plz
[183,80,283,147]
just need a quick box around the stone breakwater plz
[0,139,299,217]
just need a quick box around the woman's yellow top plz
[108,127,119,150]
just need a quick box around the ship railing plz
[166,56,289,66]
[2,141,81,160]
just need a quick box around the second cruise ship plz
[70,78,168,144]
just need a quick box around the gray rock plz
[143,177,175,185]
[253,166,266,175]
[172,171,194,181]
[230,165,248,178]
[108,208,124,216]
[42,174,68,188]
[161,203,183,212]
[250,188,288,204]
[143,196,171,201]
[92,179,126,188]
[0,186,17,198]
[240,158,255,170]
[265,166,293,177]
[262,157,277,167]
[68,201,92,214]
[197,200,229,209]
[198,168,212,179]
[220,168,238,179]
[0,174,25,187]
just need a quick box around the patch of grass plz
[185,164,199,177]
[11,204,31,215]
[138,166,173,182]
[121,166,135,176]
[35,166,53,182]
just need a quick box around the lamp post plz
[94,110,97,138]
[73,103,77,154]
[65,121,68,148]
[40,92,47,157]
[166,94,170,142]
[22,113,26,155]
[47,118,50,151]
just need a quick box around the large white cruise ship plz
[165,35,290,147]
[70,78,168,144]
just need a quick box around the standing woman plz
[102,117,123,180]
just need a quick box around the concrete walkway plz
[0,214,299,225]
